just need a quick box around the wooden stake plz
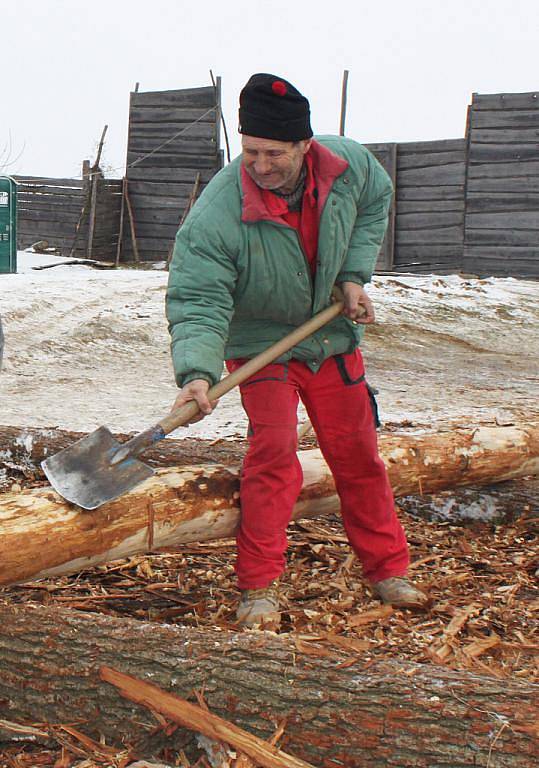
[87,125,108,260]
[210,70,231,163]
[115,177,126,267]
[339,70,349,136]
[100,666,316,768]
[123,178,140,263]
[166,172,201,268]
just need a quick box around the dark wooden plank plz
[466,192,539,212]
[465,228,539,246]
[472,128,539,143]
[128,123,216,140]
[128,138,217,156]
[396,200,464,214]
[18,208,83,223]
[469,144,539,163]
[13,176,85,187]
[131,88,216,109]
[122,235,174,252]
[396,186,464,202]
[126,166,216,184]
[467,176,539,193]
[397,164,465,186]
[16,197,85,214]
[397,139,466,153]
[395,226,464,244]
[126,206,188,226]
[17,216,82,233]
[128,221,180,239]
[463,255,539,277]
[126,152,219,169]
[467,159,539,177]
[397,152,465,170]
[126,180,205,198]
[471,110,539,129]
[394,244,464,264]
[129,192,192,210]
[130,107,217,124]
[472,92,539,111]
[466,211,539,229]
[15,185,87,198]
[395,212,464,229]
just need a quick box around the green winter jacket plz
[166,136,393,387]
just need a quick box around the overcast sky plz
[2,0,538,178]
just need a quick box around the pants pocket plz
[366,384,381,429]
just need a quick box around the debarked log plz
[0,602,536,767]
[0,423,538,587]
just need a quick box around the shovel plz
[42,295,351,510]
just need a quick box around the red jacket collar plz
[240,140,349,224]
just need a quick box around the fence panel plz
[464,91,539,277]
[122,84,223,262]
[364,143,397,270]
[394,139,467,273]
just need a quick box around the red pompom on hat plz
[272,80,287,96]
[239,73,313,142]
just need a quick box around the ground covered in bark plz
[1,496,537,767]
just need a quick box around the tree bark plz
[0,602,536,767]
[0,423,538,587]
[0,424,245,475]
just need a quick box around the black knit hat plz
[239,73,313,142]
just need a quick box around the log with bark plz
[0,423,538,586]
[0,602,536,766]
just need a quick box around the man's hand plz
[339,281,375,324]
[170,379,217,424]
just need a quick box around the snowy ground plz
[1,252,538,438]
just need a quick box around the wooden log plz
[0,423,537,587]
[0,425,245,474]
[0,602,536,766]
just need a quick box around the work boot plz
[372,577,429,609]
[236,581,280,629]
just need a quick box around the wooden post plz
[69,161,92,258]
[339,69,349,136]
[87,125,108,260]
[123,178,140,263]
[115,177,126,267]
[166,172,201,269]
[210,70,231,164]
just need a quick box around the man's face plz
[241,135,312,192]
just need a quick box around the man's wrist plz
[179,372,213,388]
[337,273,365,287]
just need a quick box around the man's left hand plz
[339,281,375,324]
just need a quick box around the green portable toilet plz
[0,176,17,273]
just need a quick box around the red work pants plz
[226,350,409,589]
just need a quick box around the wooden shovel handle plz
[158,298,347,435]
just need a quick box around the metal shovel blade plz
[41,426,154,510]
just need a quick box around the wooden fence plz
[15,173,122,261]
[121,83,223,262]
[13,88,539,277]
[463,91,539,278]
[365,90,539,278]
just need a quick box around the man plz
[167,73,428,628]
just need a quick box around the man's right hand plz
[170,379,216,423]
